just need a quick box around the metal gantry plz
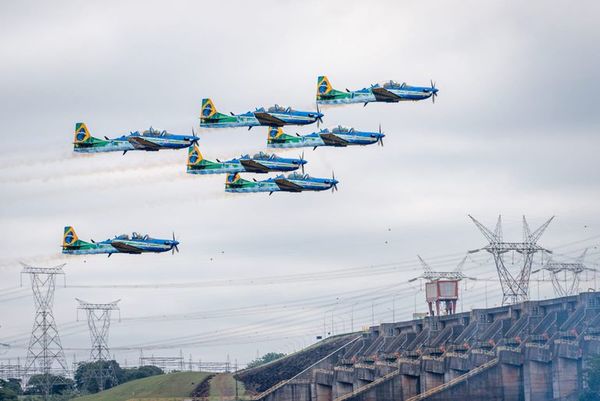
[533,249,597,297]
[409,254,473,282]
[469,215,554,305]
[409,254,475,316]
[21,263,69,397]
[76,298,120,391]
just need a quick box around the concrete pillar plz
[421,371,444,393]
[552,356,580,400]
[400,375,419,400]
[333,381,353,399]
[500,363,523,401]
[524,360,552,401]
[315,383,332,401]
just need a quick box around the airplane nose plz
[173,240,179,246]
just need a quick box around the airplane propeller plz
[430,80,438,104]
[331,171,338,193]
[299,151,305,174]
[315,103,323,128]
[378,124,384,147]
[171,232,179,254]
[191,128,199,144]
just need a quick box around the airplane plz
[267,126,384,150]
[73,123,199,155]
[199,98,324,130]
[316,76,438,106]
[62,226,180,257]
[225,172,338,195]
[186,144,307,175]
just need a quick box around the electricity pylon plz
[469,215,554,305]
[408,254,474,282]
[76,299,120,391]
[21,263,69,398]
[533,249,596,297]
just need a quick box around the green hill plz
[74,371,212,401]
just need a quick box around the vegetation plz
[0,379,19,401]
[245,352,286,369]
[75,361,163,394]
[24,374,75,395]
[581,356,600,401]
[73,371,212,401]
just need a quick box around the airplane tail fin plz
[187,144,203,167]
[317,76,333,98]
[201,98,218,120]
[226,173,241,185]
[74,123,93,144]
[267,127,285,143]
[63,226,79,248]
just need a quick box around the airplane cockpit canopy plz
[288,172,309,180]
[115,234,129,240]
[131,232,150,240]
[253,151,275,159]
[142,127,167,136]
[268,105,292,113]
[332,126,354,134]
[382,80,406,89]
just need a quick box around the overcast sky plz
[1,0,600,369]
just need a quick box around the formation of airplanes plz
[67,76,437,257]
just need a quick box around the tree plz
[75,360,123,394]
[581,356,600,401]
[246,352,286,369]
[122,365,163,382]
[24,374,74,395]
[75,361,163,394]
[0,380,18,401]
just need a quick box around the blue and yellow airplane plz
[73,123,199,155]
[62,226,179,257]
[225,172,338,195]
[316,76,439,106]
[186,144,307,175]
[199,99,324,130]
[267,126,384,150]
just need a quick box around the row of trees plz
[0,361,163,398]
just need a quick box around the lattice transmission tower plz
[533,249,597,297]
[76,298,120,391]
[469,215,554,305]
[21,264,69,396]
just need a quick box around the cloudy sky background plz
[1,0,600,369]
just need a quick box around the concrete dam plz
[235,291,600,401]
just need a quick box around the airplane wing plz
[110,241,144,254]
[320,133,349,147]
[239,159,270,173]
[127,136,162,151]
[274,178,303,192]
[371,87,402,102]
[253,112,286,127]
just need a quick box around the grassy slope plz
[74,372,212,401]
[208,373,247,401]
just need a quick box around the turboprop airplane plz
[316,76,438,105]
[225,172,338,195]
[72,123,199,155]
[186,145,307,175]
[199,98,323,129]
[267,126,384,150]
[62,226,179,256]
